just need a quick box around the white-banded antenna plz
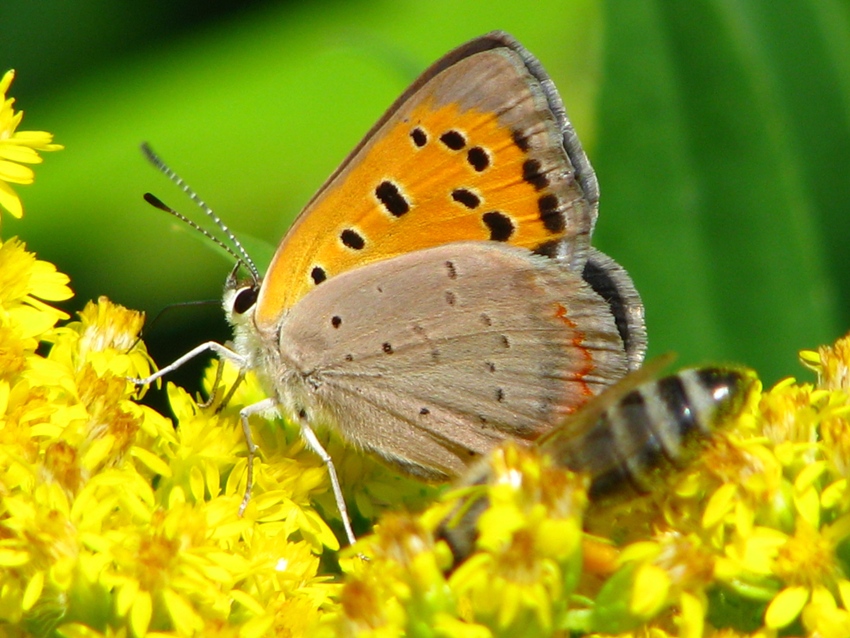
[142,192,256,277]
[141,143,261,282]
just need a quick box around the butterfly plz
[137,31,646,545]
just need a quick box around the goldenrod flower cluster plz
[4,68,850,637]
[0,246,348,636]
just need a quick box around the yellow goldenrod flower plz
[702,334,850,635]
[448,445,586,632]
[0,243,338,635]
[801,332,850,391]
[0,70,63,219]
[761,518,850,629]
[0,236,72,331]
[328,444,588,637]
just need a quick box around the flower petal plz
[0,179,22,217]
[631,563,670,617]
[0,158,34,184]
[0,144,43,164]
[0,69,14,95]
[766,585,809,628]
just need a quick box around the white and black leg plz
[239,400,358,546]
[197,358,226,409]
[298,418,358,547]
[198,362,245,411]
[236,397,277,515]
[213,369,245,411]
[129,341,248,386]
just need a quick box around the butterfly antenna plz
[140,143,261,282]
[142,192,257,279]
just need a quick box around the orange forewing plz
[255,41,594,329]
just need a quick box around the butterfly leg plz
[214,369,245,411]
[197,358,226,408]
[129,341,247,386]
[236,397,276,515]
[299,419,358,547]
[198,361,245,411]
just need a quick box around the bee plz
[437,359,758,564]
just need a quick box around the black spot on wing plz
[522,159,549,191]
[440,130,466,150]
[445,261,457,279]
[375,180,410,217]
[533,239,562,259]
[482,211,514,241]
[512,129,530,152]
[452,188,480,209]
[340,228,365,250]
[411,127,427,147]
[538,194,564,233]
[467,147,490,172]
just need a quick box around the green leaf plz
[595,0,850,383]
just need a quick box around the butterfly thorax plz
[225,280,338,434]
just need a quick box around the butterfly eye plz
[233,287,258,315]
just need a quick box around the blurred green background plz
[3,0,849,393]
